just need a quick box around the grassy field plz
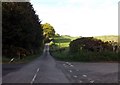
[50,35,119,62]
[52,35,119,48]
[95,35,118,42]
[51,35,79,48]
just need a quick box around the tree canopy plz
[42,23,55,38]
[2,2,44,57]
[42,23,55,43]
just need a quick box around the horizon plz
[30,0,118,37]
[57,34,118,37]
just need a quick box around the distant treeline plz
[2,2,44,59]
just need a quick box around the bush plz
[69,37,113,53]
[51,49,118,62]
[2,45,30,59]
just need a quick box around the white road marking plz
[82,75,87,77]
[70,64,74,67]
[63,64,67,67]
[73,75,77,78]
[66,62,69,64]
[69,70,72,73]
[90,80,95,83]
[31,74,37,84]
[30,68,40,84]
[37,68,39,72]
[65,62,74,67]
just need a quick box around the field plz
[52,35,79,48]
[50,35,119,62]
[95,35,118,42]
[52,35,119,48]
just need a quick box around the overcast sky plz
[30,0,119,37]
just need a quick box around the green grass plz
[52,35,78,48]
[2,52,42,64]
[2,56,10,63]
[50,35,119,62]
[94,35,118,42]
[52,35,119,48]
[51,49,118,62]
[16,53,41,63]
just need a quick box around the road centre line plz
[30,68,40,84]
[37,68,39,72]
[31,74,37,84]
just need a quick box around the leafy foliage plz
[2,2,44,58]
[42,23,55,43]
[69,37,114,53]
[50,36,119,62]
[51,49,118,62]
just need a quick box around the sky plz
[30,0,119,37]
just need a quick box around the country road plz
[2,44,118,84]
[2,44,69,83]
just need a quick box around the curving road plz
[2,43,118,84]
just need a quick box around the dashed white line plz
[65,62,74,67]
[82,75,87,77]
[69,70,72,73]
[66,62,69,64]
[90,80,94,83]
[73,75,78,78]
[31,74,37,84]
[63,64,67,67]
[70,64,74,67]
[30,68,40,84]
[37,68,39,72]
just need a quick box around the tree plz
[2,2,44,58]
[42,23,55,38]
[42,23,55,43]
[69,37,113,53]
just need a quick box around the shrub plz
[69,37,113,53]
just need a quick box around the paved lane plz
[2,44,69,83]
[2,43,118,84]
[57,61,118,83]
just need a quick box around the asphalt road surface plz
[2,43,118,84]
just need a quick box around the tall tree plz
[2,2,44,57]
[42,23,55,43]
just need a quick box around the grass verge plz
[50,35,119,62]
[2,52,42,64]
[50,48,119,62]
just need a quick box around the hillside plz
[52,35,79,48]
[52,35,119,48]
[94,35,118,42]
[50,35,119,62]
